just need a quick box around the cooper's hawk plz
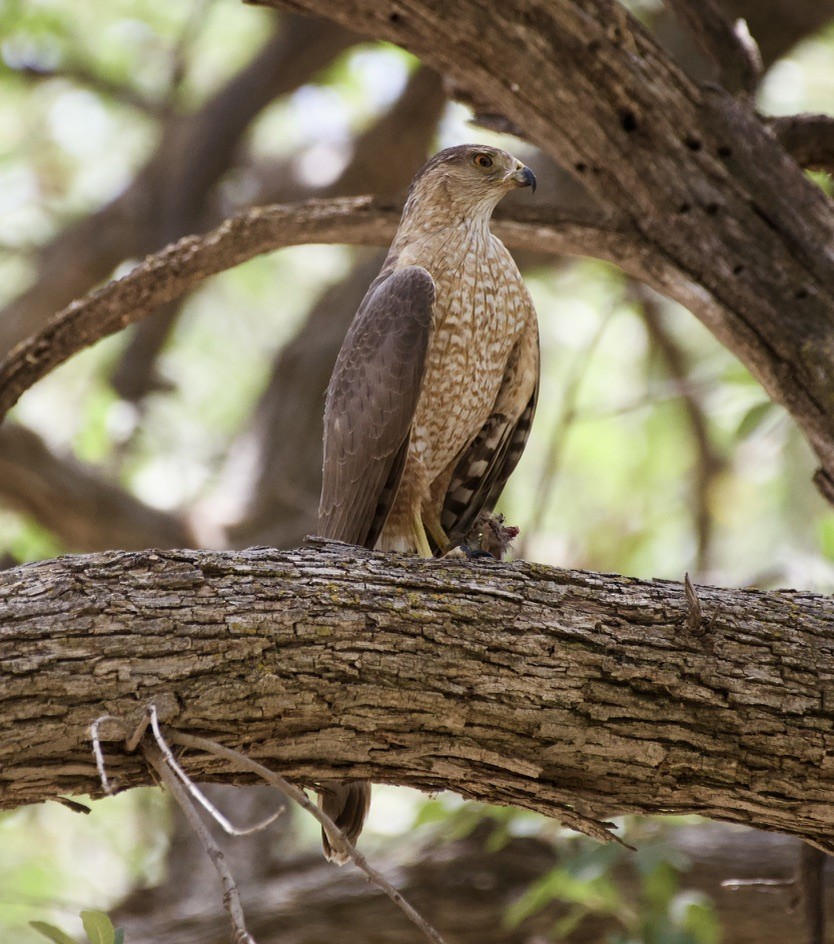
[317,144,540,862]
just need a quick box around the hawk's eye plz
[473,154,493,169]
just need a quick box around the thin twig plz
[142,741,256,944]
[167,729,450,944]
[516,304,613,559]
[124,710,152,753]
[90,714,130,796]
[634,283,722,577]
[721,878,795,890]
[148,706,284,836]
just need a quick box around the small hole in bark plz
[677,202,691,214]
[706,202,719,216]
[575,161,587,173]
[389,11,402,23]
[717,144,732,158]
[620,109,638,132]
[796,287,809,300]
[732,264,745,275]
[684,135,702,151]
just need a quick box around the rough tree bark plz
[3,543,833,851]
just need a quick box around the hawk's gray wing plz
[318,265,435,549]
[441,330,539,548]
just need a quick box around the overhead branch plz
[663,0,762,96]
[256,0,834,504]
[3,542,834,849]
[0,198,637,424]
[0,423,195,553]
[768,114,834,177]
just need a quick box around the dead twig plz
[684,572,702,634]
[142,740,256,944]
[167,729,451,944]
[90,707,449,944]
[90,714,130,796]
[147,706,284,836]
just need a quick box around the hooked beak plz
[507,163,536,193]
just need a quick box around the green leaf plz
[28,922,79,944]
[80,911,116,944]
[817,516,834,561]
[676,892,720,944]
[735,400,776,440]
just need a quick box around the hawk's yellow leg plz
[413,509,434,558]
[424,514,452,556]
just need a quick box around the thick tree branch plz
[0,198,636,424]
[663,0,762,96]
[3,542,834,850]
[0,423,196,552]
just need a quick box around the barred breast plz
[378,224,534,551]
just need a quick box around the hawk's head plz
[403,144,536,223]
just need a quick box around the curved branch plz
[2,542,833,850]
[0,423,196,552]
[0,15,354,358]
[0,198,636,423]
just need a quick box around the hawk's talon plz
[452,543,497,561]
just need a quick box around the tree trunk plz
[3,542,833,850]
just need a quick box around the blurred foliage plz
[414,799,720,943]
[32,910,124,944]
[3,0,834,941]
[0,791,168,943]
